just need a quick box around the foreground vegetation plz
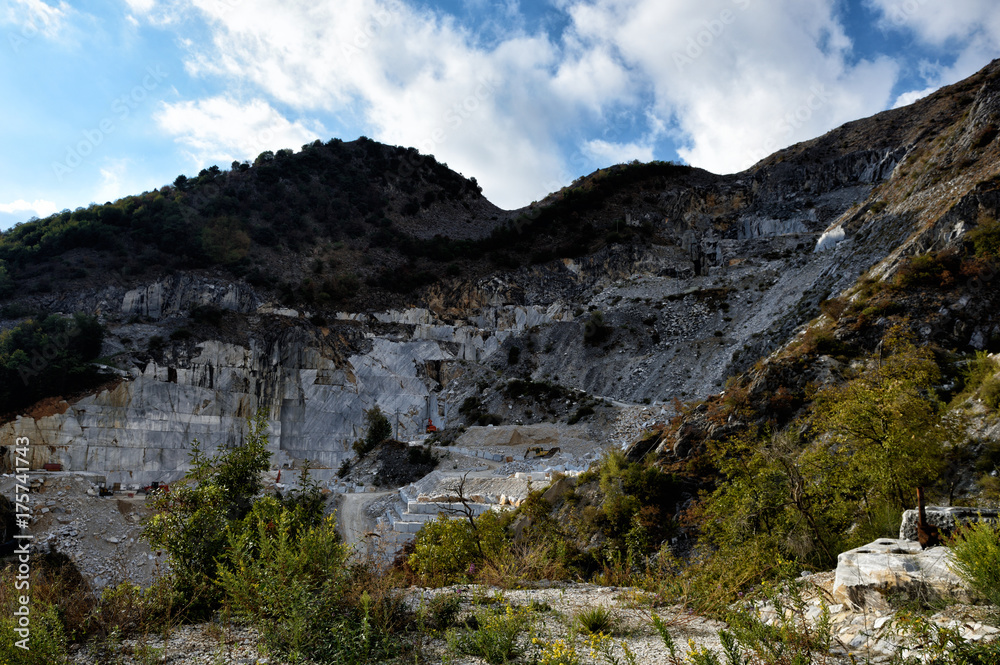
[3,340,1000,664]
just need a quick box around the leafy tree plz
[201,216,251,265]
[142,409,272,606]
[0,261,14,299]
[0,313,107,414]
[354,406,392,457]
[696,329,965,595]
[812,329,953,510]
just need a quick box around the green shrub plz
[86,576,180,639]
[189,304,224,326]
[981,376,1000,410]
[408,511,507,582]
[422,593,462,631]
[968,216,1000,260]
[142,410,271,609]
[147,335,164,354]
[575,606,615,635]
[476,413,503,426]
[568,405,594,424]
[961,351,999,394]
[216,502,370,661]
[949,520,1000,607]
[0,602,68,664]
[354,406,392,457]
[894,612,1000,664]
[893,251,960,289]
[507,345,521,365]
[584,310,611,346]
[453,603,534,665]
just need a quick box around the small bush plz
[354,406,392,457]
[961,351,999,394]
[507,345,521,365]
[968,215,1000,259]
[584,310,611,346]
[950,520,1000,608]
[337,459,351,478]
[217,505,365,660]
[535,638,580,665]
[454,603,534,665]
[0,602,67,664]
[423,593,462,631]
[894,251,961,289]
[409,512,506,582]
[568,405,594,424]
[476,413,503,426]
[147,335,165,354]
[981,376,1000,410]
[575,606,615,635]
[190,304,224,326]
[798,325,847,356]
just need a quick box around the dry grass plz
[477,542,573,589]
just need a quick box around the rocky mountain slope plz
[1,59,999,491]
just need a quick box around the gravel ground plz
[66,622,279,665]
[405,582,731,665]
[54,578,1000,665]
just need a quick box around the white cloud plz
[123,0,156,13]
[165,0,602,207]
[868,0,1000,85]
[869,0,1000,46]
[154,96,324,167]
[2,0,69,39]
[583,139,654,165]
[141,0,907,206]
[94,159,131,203]
[892,85,938,109]
[564,0,899,173]
[0,198,59,216]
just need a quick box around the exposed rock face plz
[0,283,574,484]
[899,506,1000,542]
[833,539,971,607]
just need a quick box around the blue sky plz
[1,0,999,230]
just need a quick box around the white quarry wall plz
[0,295,571,486]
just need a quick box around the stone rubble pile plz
[751,571,998,662]
[2,472,160,589]
[609,405,666,447]
[67,622,275,665]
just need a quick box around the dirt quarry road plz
[334,490,400,558]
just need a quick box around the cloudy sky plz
[1,0,998,229]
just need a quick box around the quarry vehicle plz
[425,418,437,433]
[523,446,560,460]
